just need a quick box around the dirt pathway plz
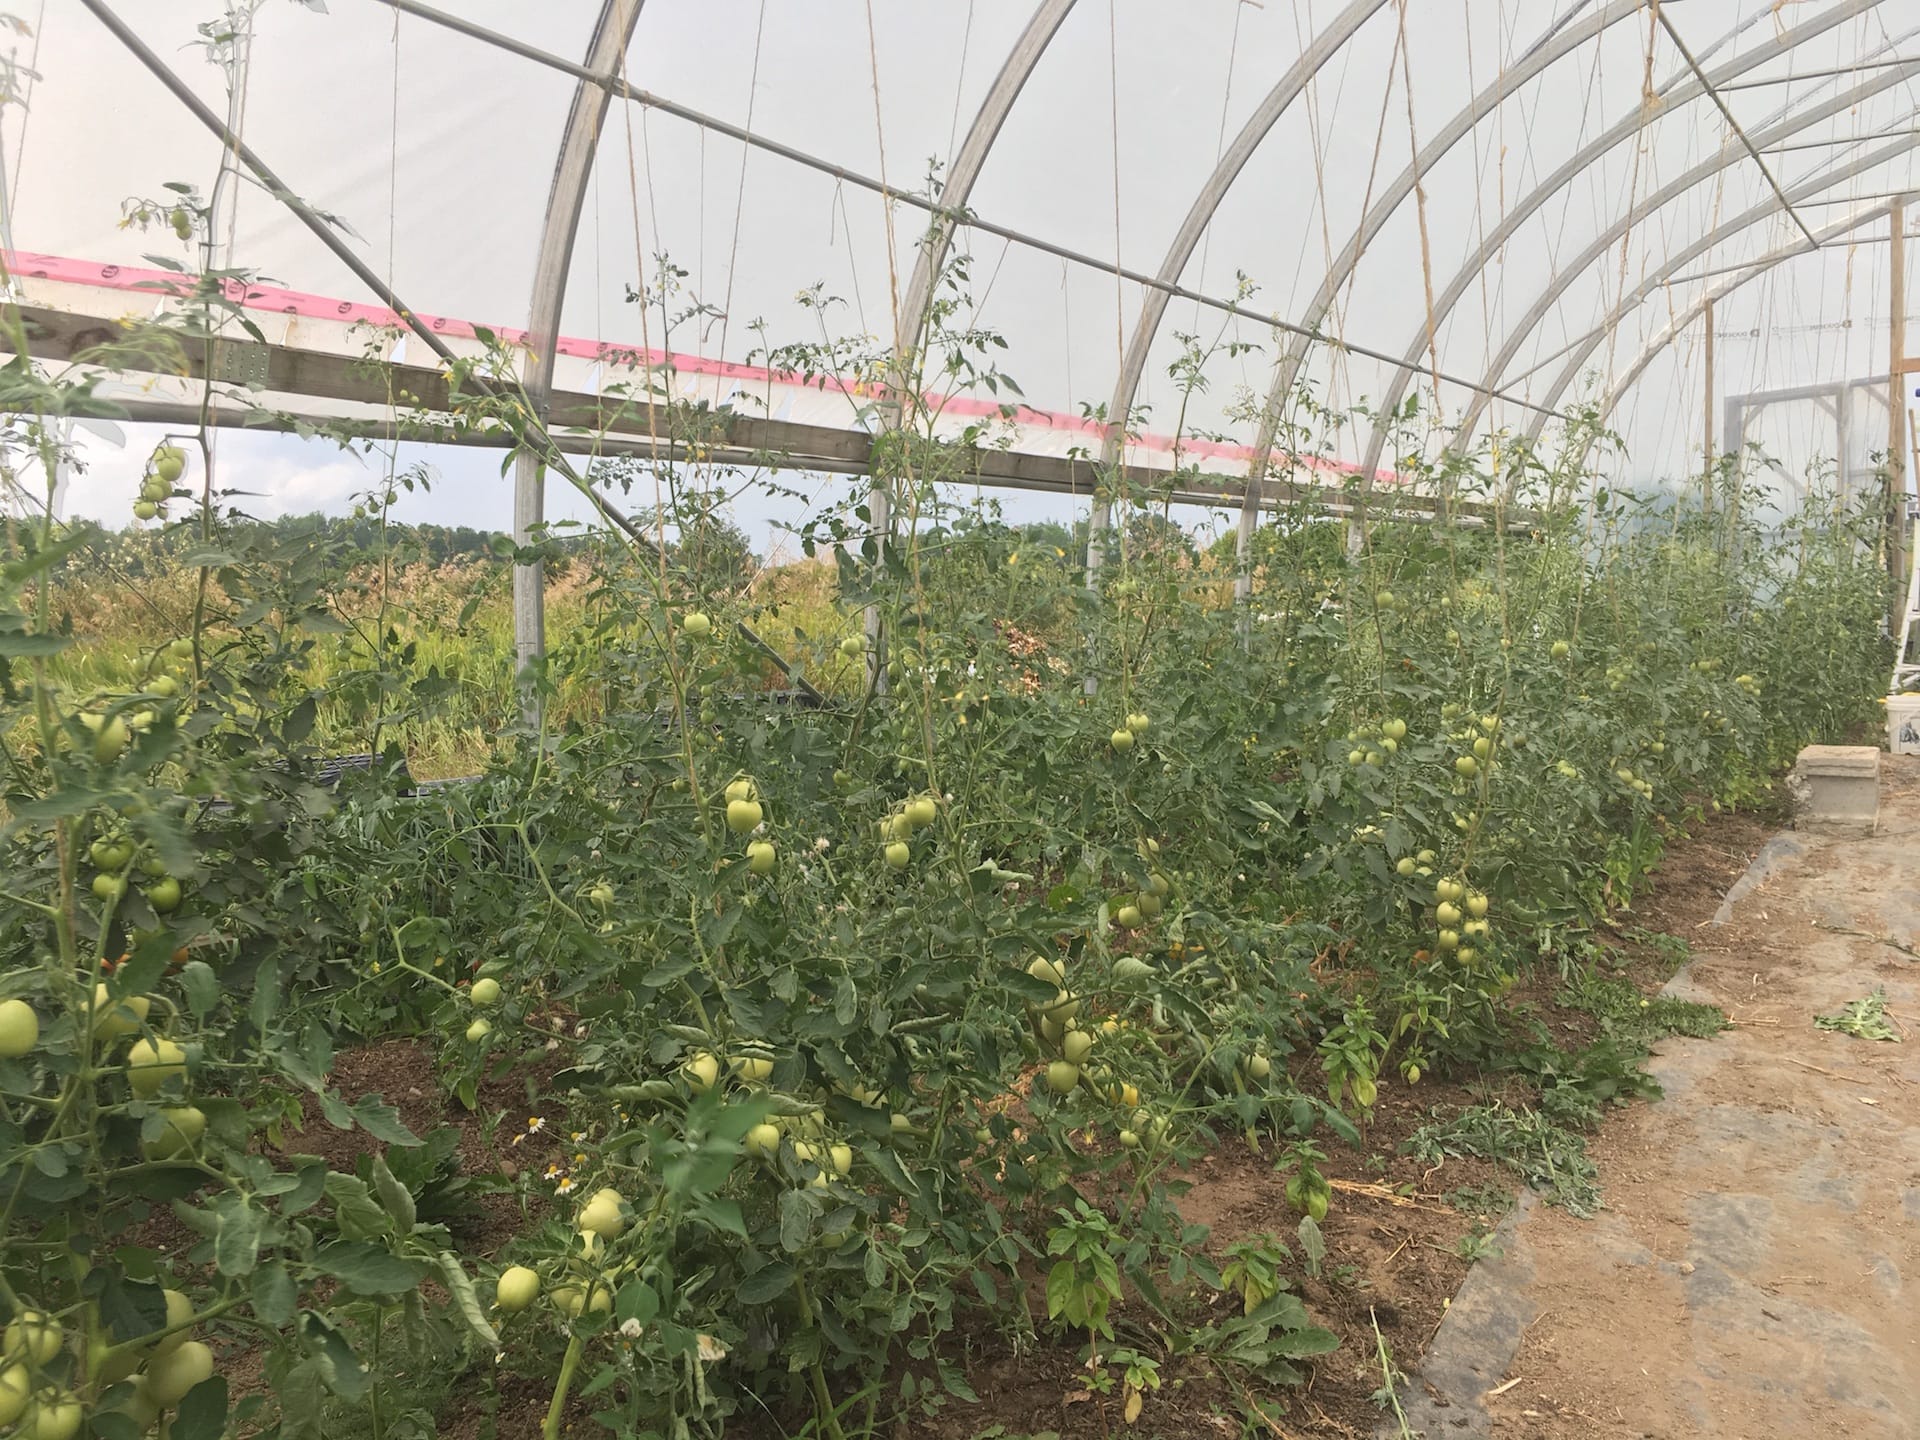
[1394,757,1920,1440]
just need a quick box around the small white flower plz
[814,837,831,852]
[619,1317,645,1339]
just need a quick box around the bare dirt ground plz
[1400,756,1920,1440]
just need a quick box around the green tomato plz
[731,1055,774,1083]
[0,1365,28,1427]
[1110,728,1135,753]
[1044,1061,1081,1095]
[145,1339,214,1406]
[1395,856,1417,877]
[1454,755,1479,777]
[725,798,764,833]
[149,1289,194,1357]
[1115,904,1143,928]
[24,1396,84,1440]
[0,1000,39,1058]
[143,1105,206,1160]
[2,1311,62,1367]
[127,1037,186,1096]
[681,612,711,637]
[470,978,502,1007]
[1061,1029,1095,1064]
[465,1019,492,1043]
[1027,955,1066,989]
[884,841,911,871]
[94,715,131,765]
[495,1265,541,1313]
[145,876,183,913]
[91,985,149,1041]
[578,1187,628,1240]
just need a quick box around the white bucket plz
[1889,693,1920,756]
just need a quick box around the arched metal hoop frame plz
[67,0,1919,678]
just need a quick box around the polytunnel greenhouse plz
[0,3,1917,1438]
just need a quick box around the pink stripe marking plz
[8,250,1398,485]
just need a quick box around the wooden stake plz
[1890,199,1907,593]
[1703,299,1715,507]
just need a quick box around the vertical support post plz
[864,470,889,694]
[1233,460,1264,611]
[1702,299,1715,506]
[512,0,647,727]
[1838,381,1854,498]
[1890,197,1908,591]
[512,456,548,719]
[1084,427,1118,697]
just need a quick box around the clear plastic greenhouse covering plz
[7,0,1920,517]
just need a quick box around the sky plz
[16,1,1920,538]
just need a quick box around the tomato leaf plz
[436,1251,499,1350]
[173,1376,229,1440]
[313,1241,426,1297]
[736,1260,795,1304]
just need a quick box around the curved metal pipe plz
[1451,51,1920,450]
[1098,0,1388,462]
[1087,0,1389,588]
[1353,0,1885,480]
[1598,204,1896,431]
[1245,0,1646,487]
[894,0,1078,362]
[1520,136,1920,451]
[513,0,648,708]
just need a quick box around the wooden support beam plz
[4,303,1531,530]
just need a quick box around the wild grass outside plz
[26,544,876,779]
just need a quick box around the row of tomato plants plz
[0,461,1891,1437]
